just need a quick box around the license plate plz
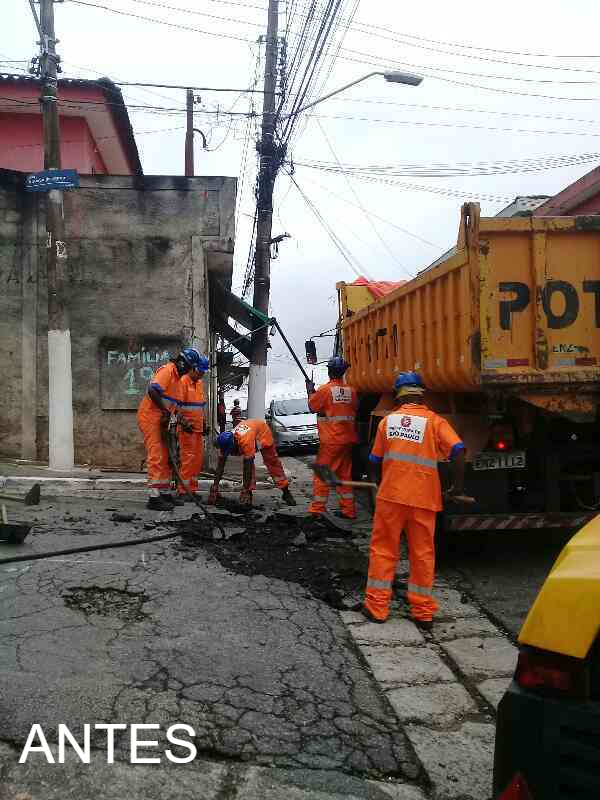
[299,434,315,441]
[472,451,526,471]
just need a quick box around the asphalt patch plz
[63,586,149,622]
[173,513,367,609]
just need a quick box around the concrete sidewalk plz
[0,455,312,500]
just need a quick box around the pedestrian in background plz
[231,399,242,428]
[217,394,226,433]
[362,372,465,630]
[306,356,358,520]
[176,355,209,500]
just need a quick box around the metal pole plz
[247,0,279,420]
[39,0,74,470]
[185,88,194,177]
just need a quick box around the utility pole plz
[246,0,279,420]
[185,88,194,176]
[39,0,74,470]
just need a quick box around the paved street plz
[0,457,570,799]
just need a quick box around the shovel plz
[0,504,32,545]
[311,463,377,492]
[311,463,476,506]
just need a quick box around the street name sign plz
[25,169,80,192]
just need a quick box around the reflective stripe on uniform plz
[312,495,328,502]
[383,452,437,469]
[408,582,433,597]
[367,577,393,590]
[318,415,356,423]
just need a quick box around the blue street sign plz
[25,169,80,192]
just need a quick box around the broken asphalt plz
[0,456,513,799]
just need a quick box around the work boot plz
[147,494,174,511]
[360,605,386,625]
[170,495,185,507]
[414,619,433,633]
[281,488,296,506]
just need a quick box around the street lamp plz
[246,68,423,421]
[281,69,423,119]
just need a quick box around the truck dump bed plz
[340,204,600,417]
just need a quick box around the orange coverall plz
[365,403,463,623]
[177,374,206,496]
[234,419,289,490]
[308,379,358,518]
[137,362,181,494]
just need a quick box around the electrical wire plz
[296,151,600,178]
[309,112,600,139]
[94,0,265,27]
[66,0,253,43]
[315,117,409,276]
[285,168,372,279]
[295,172,442,249]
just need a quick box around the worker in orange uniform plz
[362,371,465,631]
[176,354,209,500]
[208,420,296,507]
[137,348,204,511]
[306,356,358,520]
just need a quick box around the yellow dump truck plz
[337,203,600,532]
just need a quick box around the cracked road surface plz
[0,492,421,796]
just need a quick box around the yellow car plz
[493,514,600,799]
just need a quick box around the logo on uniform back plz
[331,386,352,404]
[387,414,427,444]
[235,424,251,437]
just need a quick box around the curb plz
[0,476,274,496]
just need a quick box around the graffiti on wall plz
[100,338,181,410]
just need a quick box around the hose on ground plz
[0,530,181,566]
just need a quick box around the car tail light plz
[497,773,534,800]
[490,423,514,452]
[515,647,589,698]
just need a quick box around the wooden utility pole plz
[246,0,279,420]
[39,0,74,469]
[185,88,194,176]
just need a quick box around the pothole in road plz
[174,512,368,609]
[63,586,149,622]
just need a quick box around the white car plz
[266,397,319,452]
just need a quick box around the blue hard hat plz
[216,431,235,455]
[181,348,209,371]
[393,371,425,393]
[327,356,349,375]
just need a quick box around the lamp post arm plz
[281,72,380,119]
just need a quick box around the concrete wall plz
[0,171,236,469]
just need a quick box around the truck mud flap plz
[446,512,596,532]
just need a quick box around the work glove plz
[305,378,316,395]
[239,488,253,507]
[207,484,220,505]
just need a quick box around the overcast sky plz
[5,0,600,403]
